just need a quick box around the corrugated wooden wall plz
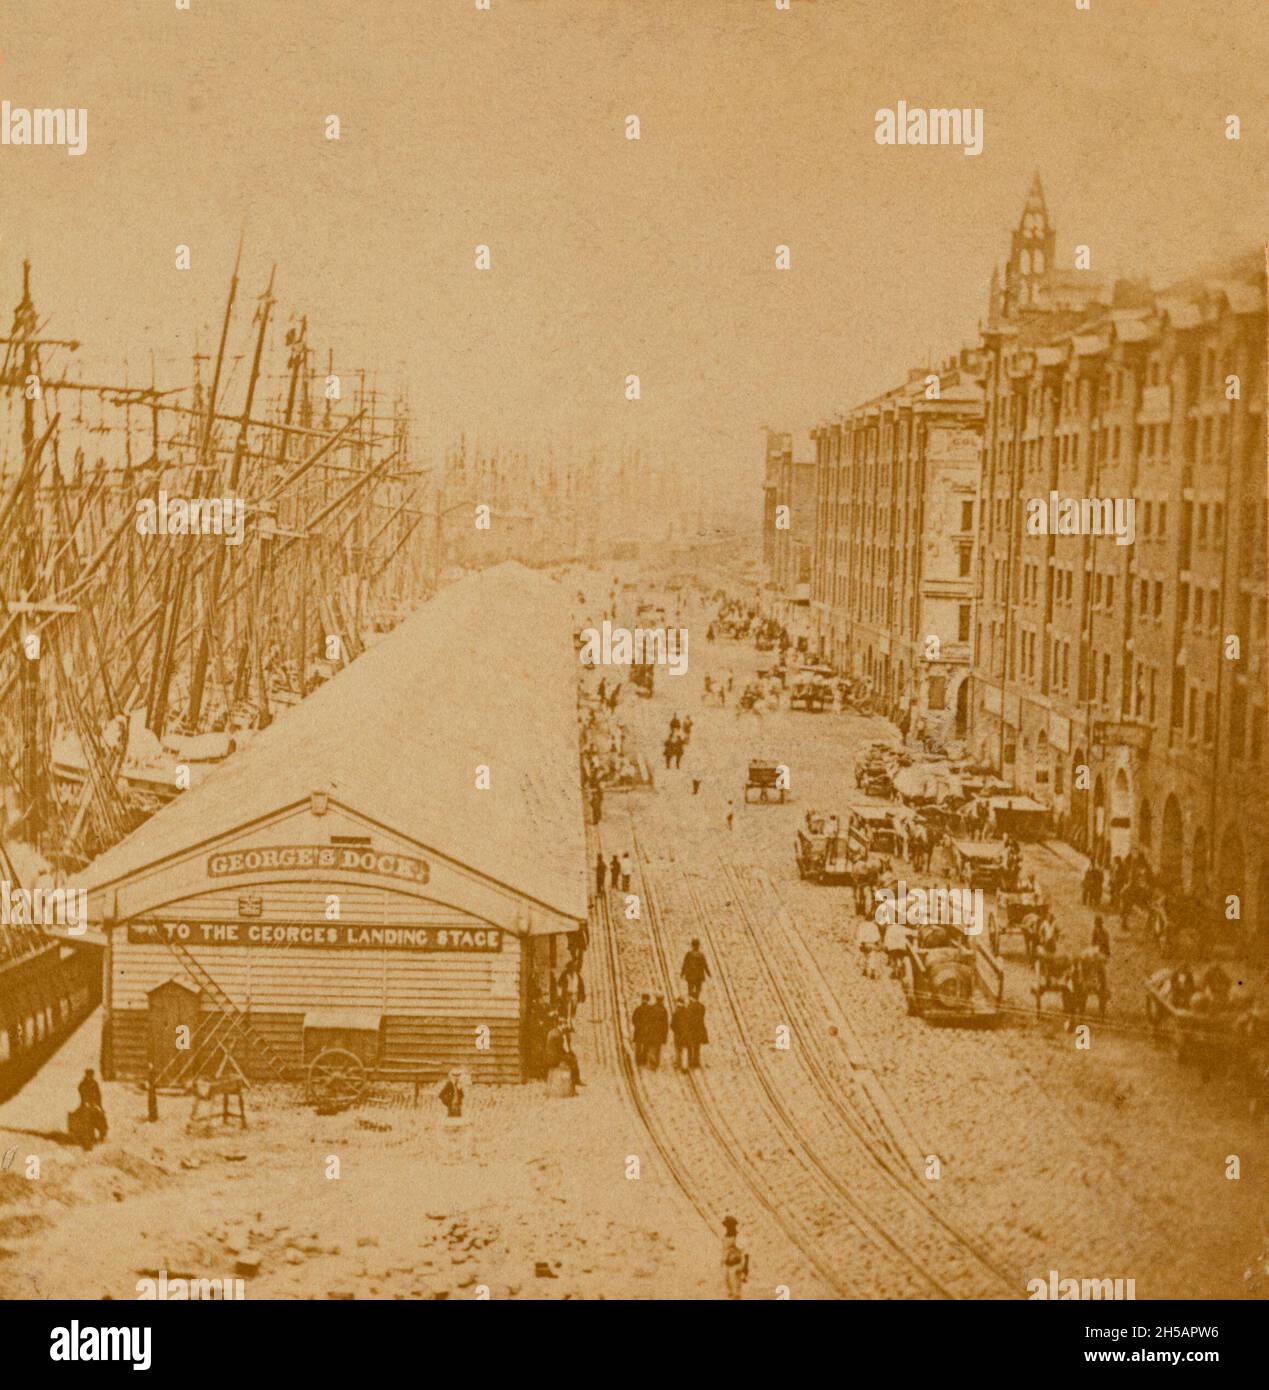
[106,880,526,1082]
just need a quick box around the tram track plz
[588,819,837,1296]
[635,820,1012,1299]
[715,854,1018,1295]
[627,821,857,1297]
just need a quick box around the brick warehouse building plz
[971,184,1267,951]
[760,430,816,645]
[774,176,1267,953]
[808,363,984,744]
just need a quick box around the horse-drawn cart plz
[744,758,787,804]
[902,923,1004,1026]
[1144,967,1259,1090]
[988,883,1049,959]
[789,676,832,712]
[945,838,1011,892]
[794,823,858,884]
[847,803,906,858]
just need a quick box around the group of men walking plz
[629,939,712,1070]
[596,850,633,895]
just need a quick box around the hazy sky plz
[1,0,1264,510]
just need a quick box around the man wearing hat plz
[438,1069,464,1119]
[721,1216,748,1300]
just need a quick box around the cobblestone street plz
[587,579,1267,1298]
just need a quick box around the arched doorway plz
[1109,768,1131,860]
[1160,795,1184,890]
[1217,825,1245,942]
[954,678,969,738]
[1138,800,1153,861]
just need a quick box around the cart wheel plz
[307,1047,368,1110]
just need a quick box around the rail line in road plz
[634,819,1013,1299]
[588,820,838,1297]
[716,855,1018,1295]
[628,824,856,1296]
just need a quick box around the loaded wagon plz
[789,676,832,712]
[901,922,1004,1026]
[987,881,1049,959]
[1144,967,1263,1099]
[847,804,906,859]
[794,825,856,884]
[744,759,787,804]
[944,838,1011,892]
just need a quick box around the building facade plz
[971,183,1267,947]
[809,364,983,743]
[784,174,1268,951]
[761,430,816,643]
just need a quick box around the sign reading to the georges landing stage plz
[126,920,501,952]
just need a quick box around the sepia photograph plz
[0,0,1265,1360]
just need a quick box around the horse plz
[1032,949,1073,1015]
[1068,948,1110,1019]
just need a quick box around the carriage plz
[1143,968,1260,1091]
[987,882,1050,959]
[847,803,906,859]
[788,676,832,712]
[744,758,787,804]
[901,922,1004,1026]
[944,838,1011,892]
[794,823,858,884]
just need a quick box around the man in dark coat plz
[609,853,621,890]
[670,997,691,1071]
[684,997,708,1069]
[77,1068,107,1140]
[680,939,710,999]
[647,995,668,1070]
[595,853,607,895]
[631,994,653,1067]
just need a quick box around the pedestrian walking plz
[685,996,708,1069]
[857,912,882,978]
[883,918,908,979]
[672,738,684,769]
[682,716,692,743]
[680,938,710,999]
[721,1216,748,1300]
[595,852,607,895]
[620,852,632,893]
[558,962,584,1022]
[76,1068,108,1142]
[663,738,674,770]
[545,1015,582,1089]
[691,776,702,796]
[726,799,735,832]
[609,853,621,891]
[670,997,691,1070]
[631,993,652,1067]
[647,995,668,1070]
[1091,914,1110,959]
